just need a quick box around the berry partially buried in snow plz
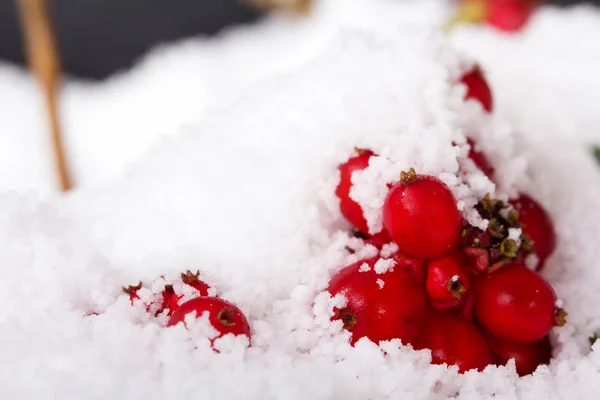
[167,296,251,342]
[461,66,493,112]
[413,310,492,373]
[328,257,427,345]
[510,194,556,271]
[336,149,378,235]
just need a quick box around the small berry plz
[474,265,564,343]
[156,285,182,316]
[486,0,533,33]
[510,195,556,271]
[328,258,427,345]
[467,138,494,177]
[167,297,251,340]
[485,333,551,376]
[181,270,211,296]
[383,169,462,260]
[461,66,493,112]
[413,310,492,373]
[122,282,143,306]
[426,254,472,309]
[393,252,427,284]
[336,149,377,235]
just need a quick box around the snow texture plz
[1,0,600,398]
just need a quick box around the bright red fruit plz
[426,254,472,309]
[167,297,251,340]
[467,138,494,177]
[486,0,534,33]
[336,149,376,235]
[393,252,427,284]
[474,266,564,344]
[123,282,142,305]
[156,285,182,316]
[181,270,211,296]
[413,310,492,373]
[461,66,493,112]
[328,258,427,345]
[383,169,462,260]
[510,195,556,271]
[485,334,551,376]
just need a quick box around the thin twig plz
[16,0,72,192]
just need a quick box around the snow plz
[1,0,600,398]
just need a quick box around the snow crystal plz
[376,279,385,289]
[1,0,600,399]
[380,242,399,258]
[374,258,396,275]
[358,262,372,273]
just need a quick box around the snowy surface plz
[2,0,600,398]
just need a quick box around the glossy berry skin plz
[511,195,556,271]
[167,297,251,340]
[485,334,551,376]
[328,258,427,345]
[383,173,462,260]
[467,138,494,177]
[474,266,559,344]
[413,310,492,373]
[426,254,472,309]
[486,0,533,33]
[461,67,493,112]
[336,150,376,235]
[181,270,211,296]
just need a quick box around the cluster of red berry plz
[328,66,563,375]
[124,271,251,347]
[453,0,540,33]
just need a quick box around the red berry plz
[426,254,472,309]
[474,266,564,343]
[123,282,143,306]
[393,252,427,284]
[181,270,211,296]
[461,66,493,112]
[383,169,462,260]
[413,310,492,373]
[467,138,494,177]
[156,285,182,316]
[328,258,427,345]
[485,333,551,376]
[336,149,376,235]
[167,297,251,340]
[510,195,556,271]
[486,0,533,32]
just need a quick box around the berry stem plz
[555,308,567,327]
[400,168,417,184]
[447,276,466,299]
[17,0,72,192]
[442,0,487,33]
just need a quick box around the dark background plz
[0,0,595,80]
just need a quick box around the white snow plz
[1,0,600,398]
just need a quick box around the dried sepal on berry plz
[462,194,532,274]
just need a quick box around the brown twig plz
[243,0,312,14]
[16,0,72,192]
